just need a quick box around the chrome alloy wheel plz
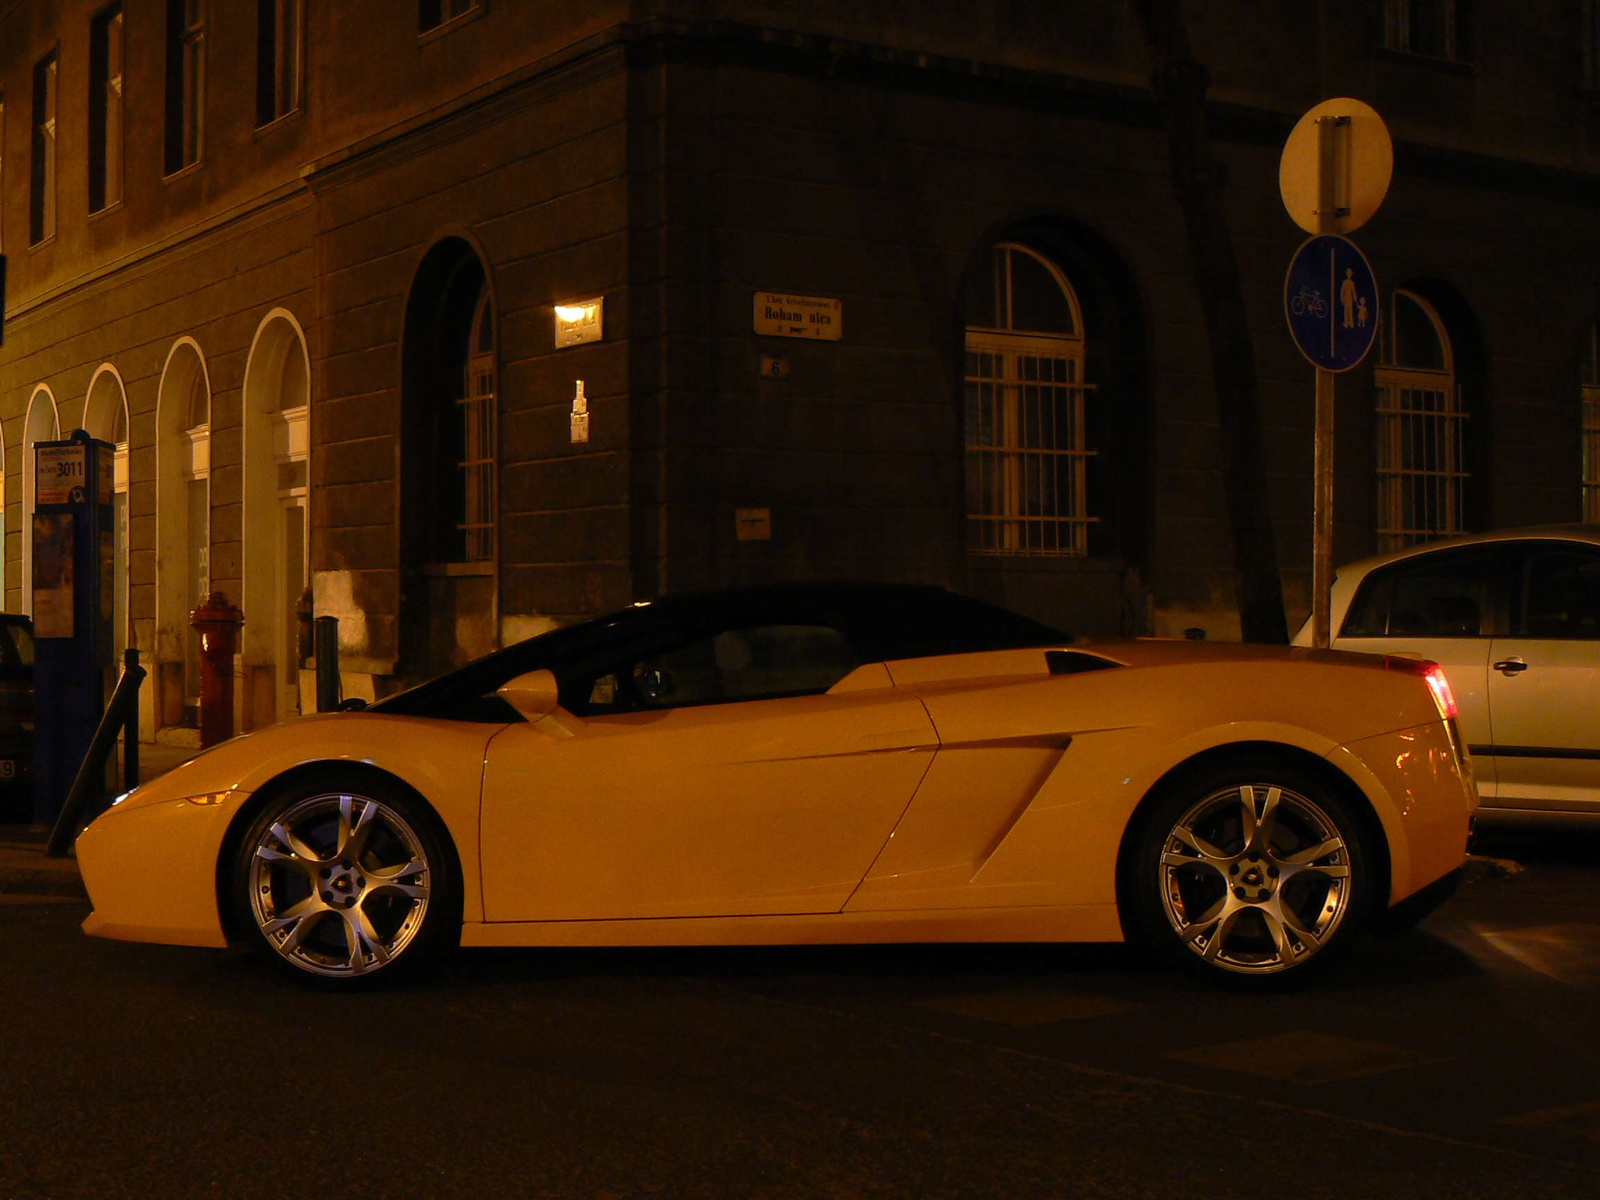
[1158,782,1353,975]
[247,793,431,978]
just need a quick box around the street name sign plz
[1284,234,1379,373]
[753,292,842,341]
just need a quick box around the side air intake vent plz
[1046,650,1122,676]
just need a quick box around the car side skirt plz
[459,903,1126,948]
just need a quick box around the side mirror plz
[496,669,568,733]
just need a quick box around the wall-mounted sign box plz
[37,443,90,505]
[753,292,841,341]
[554,297,603,348]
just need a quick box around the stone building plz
[1,0,1597,744]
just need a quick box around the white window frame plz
[964,243,1093,558]
[1375,290,1467,551]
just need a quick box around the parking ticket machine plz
[31,430,116,826]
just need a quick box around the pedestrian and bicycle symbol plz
[1283,234,1379,373]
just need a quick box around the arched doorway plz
[241,309,310,728]
[399,237,498,680]
[22,385,62,616]
[155,340,211,736]
[83,364,131,667]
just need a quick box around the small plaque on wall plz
[735,508,772,542]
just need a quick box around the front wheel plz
[230,772,460,987]
[1130,762,1374,987]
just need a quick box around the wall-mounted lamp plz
[554,297,603,348]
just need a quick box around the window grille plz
[458,289,496,562]
[963,243,1094,557]
[1375,290,1465,550]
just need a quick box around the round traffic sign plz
[1279,98,1393,236]
[1284,235,1379,372]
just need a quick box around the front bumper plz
[76,793,249,948]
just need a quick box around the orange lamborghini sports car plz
[77,583,1475,990]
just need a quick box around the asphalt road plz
[3,830,1599,1199]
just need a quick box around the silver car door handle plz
[1492,657,1528,676]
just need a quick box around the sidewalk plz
[0,741,199,900]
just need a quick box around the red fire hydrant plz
[191,592,244,748]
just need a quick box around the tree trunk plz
[1136,0,1289,644]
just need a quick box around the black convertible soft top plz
[372,582,1067,722]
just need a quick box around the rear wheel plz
[1131,760,1374,987]
[230,772,459,987]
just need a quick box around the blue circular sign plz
[1284,234,1379,372]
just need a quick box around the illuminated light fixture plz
[554,297,603,348]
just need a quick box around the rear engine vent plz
[1046,650,1122,676]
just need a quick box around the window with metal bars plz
[1375,290,1467,551]
[963,243,1093,557]
[1583,321,1600,522]
[457,287,496,563]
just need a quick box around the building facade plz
[2,0,1598,743]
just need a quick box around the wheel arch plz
[214,759,467,945]
[1112,741,1392,941]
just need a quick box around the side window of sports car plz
[583,624,862,712]
[1517,548,1600,639]
[1343,550,1498,638]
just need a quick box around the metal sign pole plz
[1312,367,1336,648]
[1280,99,1391,651]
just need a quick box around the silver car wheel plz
[1158,782,1353,975]
[246,792,432,979]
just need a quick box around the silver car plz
[1294,525,1600,827]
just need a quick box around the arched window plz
[84,364,131,665]
[399,237,498,677]
[962,242,1090,556]
[155,339,211,731]
[22,385,62,616]
[1374,289,1465,550]
[460,284,496,563]
[1583,321,1599,523]
[242,309,310,726]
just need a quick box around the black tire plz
[229,769,461,989]
[1128,758,1375,989]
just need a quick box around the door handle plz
[1492,657,1528,676]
